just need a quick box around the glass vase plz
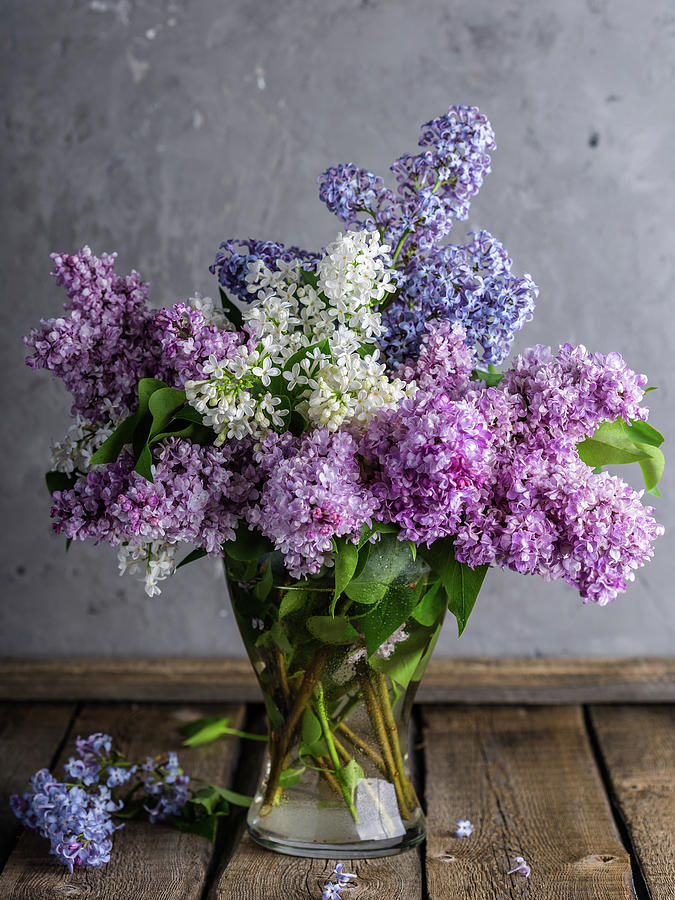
[225,536,446,858]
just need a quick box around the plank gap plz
[411,706,430,900]
[202,704,267,900]
[582,706,650,900]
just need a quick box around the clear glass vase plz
[225,536,446,858]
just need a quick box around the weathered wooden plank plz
[423,706,634,899]
[212,831,423,899]
[0,703,76,871]
[0,703,245,899]
[2,656,674,703]
[590,705,675,899]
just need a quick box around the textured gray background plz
[2,0,673,658]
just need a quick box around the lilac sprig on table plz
[10,733,250,871]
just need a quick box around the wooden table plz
[0,658,673,899]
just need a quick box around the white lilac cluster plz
[117,540,178,598]
[50,417,117,475]
[184,231,413,444]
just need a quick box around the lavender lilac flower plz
[11,733,191,872]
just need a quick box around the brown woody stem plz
[374,671,417,808]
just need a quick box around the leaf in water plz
[299,707,324,757]
[223,526,275,561]
[279,766,305,787]
[307,615,360,644]
[370,625,430,689]
[279,588,310,618]
[253,561,273,601]
[336,758,364,806]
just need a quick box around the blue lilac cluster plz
[24,247,167,423]
[317,163,399,237]
[383,230,538,366]
[248,430,379,577]
[210,239,319,303]
[361,389,493,545]
[141,753,190,824]
[11,733,191,872]
[50,438,258,553]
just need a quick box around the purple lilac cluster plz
[24,247,167,423]
[141,753,190,823]
[10,771,121,872]
[11,733,191,872]
[500,343,649,441]
[449,344,662,604]
[210,239,319,303]
[361,390,494,545]
[397,319,476,398]
[383,231,538,366]
[248,430,379,577]
[51,438,258,553]
[153,303,241,383]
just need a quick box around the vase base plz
[247,821,426,858]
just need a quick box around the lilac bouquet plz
[25,105,665,856]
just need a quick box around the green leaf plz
[279,766,306,787]
[223,526,275,561]
[176,547,207,570]
[306,615,360,644]
[577,417,665,494]
[359,579,425,657]
[170,813,218,841]
[253,562,273,601]
[623,419,664,448]
[336,758,364,806]
[219,286,244,329]
[299,268,319,290]
[411,580,445,626]
[279,588,311,618]
[300,707,323,754]
[370,625,430,689]
[331,537,359,615]
[420,538,488,636]
[268,621,292,654]
[134,387,187,481]
[345,532,413,607]
[172,405,207,425]
[180,716,232,746]
[472,367,503,387]
[45,471,78,494]
[208,783,253,808]
[90,378,167,466]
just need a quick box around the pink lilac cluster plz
[210,238,319,302]
[50,439,257,553]
[500,343,649,441]
[153,303,241,383]
[361,390,494,545]
[397,319,476,397]
[24,247,167,423]
[450,345,663,604]
[383,230,538,366]
[11,734,191,872]
[248,430,379,577]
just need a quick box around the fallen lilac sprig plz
[10,732,249,871]
[455,818,474,837]
[321,862,357,898]
[507,856,531,878]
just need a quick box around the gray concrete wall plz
[2,0,673,658]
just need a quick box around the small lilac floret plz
[455,819,474,837]
[507,856,531,878]
[321,862,357,898]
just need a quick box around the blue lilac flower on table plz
[321,863,357,898]
[9,733,218,872]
